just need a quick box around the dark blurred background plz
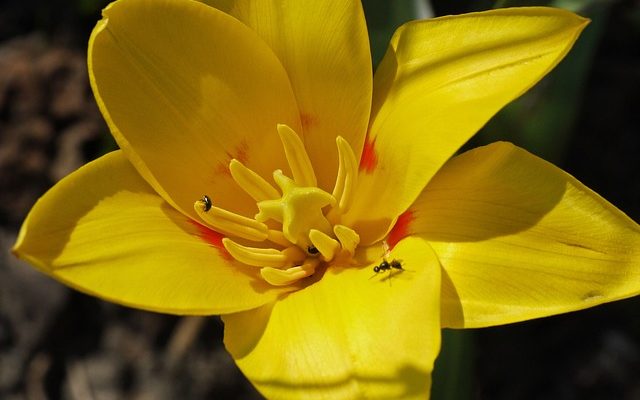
[0,0,638,399]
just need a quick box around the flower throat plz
[194,124,360,286]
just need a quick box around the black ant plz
[369,257,407,284]
[370,257,412,285]
[373,258,404,274]
[370,241,408,282]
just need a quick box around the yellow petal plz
[89,0,301,219]
[223,237,441,400]
[13,151,290,315]
[406,142,640,328]
[346,7,589,244]
[203,0,373,192]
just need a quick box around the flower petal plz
[89,0,301,218]
[405,142,640,328]
[204,0,373,192]
[223,237,441,399]
[346,7,589,244]
[13,151,289,315]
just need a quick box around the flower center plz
[193,124,360,286]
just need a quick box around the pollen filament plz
[195,124,362,286]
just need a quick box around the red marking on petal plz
[359,136,377,173]
[215,163,232,177]
[386,210,415,250]
[216,140,249,177]
[300,112,315,131]
[189,220,232,261]
[235,140,249,164]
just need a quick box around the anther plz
[194,199,268,242]
[277,124,317,187]
[332,136,358,213]
[308,229,341,261]
[222,238,306,268]
[267,230,292,247]
[229,159,280,202]
[260,259,319,286]
[333,224,360,255]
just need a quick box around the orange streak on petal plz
[235,140,249,164]
[300,112,315,131]
[215,140,250,177]
[189,220,233,261]
[215,163,232,177]
[359,136,377,173]
[386,210,415,249]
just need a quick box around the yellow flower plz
[13,0,640,398]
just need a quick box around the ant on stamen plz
[307,245,319,255]
[201,195,212,212]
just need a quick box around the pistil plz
[194,124,361,286]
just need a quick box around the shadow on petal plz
[440,267,464,327]
[245,363,431,400]
[13,152,154,270]
[412,142,566,243]
[223,302,275,358]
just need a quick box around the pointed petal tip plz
[10,243,22,261]
[11,222,25,257]
[11,198,45,266]
[411,142,640,328]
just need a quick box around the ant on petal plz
[369,241,409,283]
[373,258,405,274]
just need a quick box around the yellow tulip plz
[13,1,640,398]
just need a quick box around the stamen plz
[229,159,280,202]
[260,259,319,286]
[222,238,306,268]
[194,199,268,242]
[308,229,340,261]
[333,224,360,255]
[332,136,358,213]
[277,124,317,187]
[196,124,365,287]
[267,230,292,247]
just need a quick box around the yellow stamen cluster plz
[194,124,360,286]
